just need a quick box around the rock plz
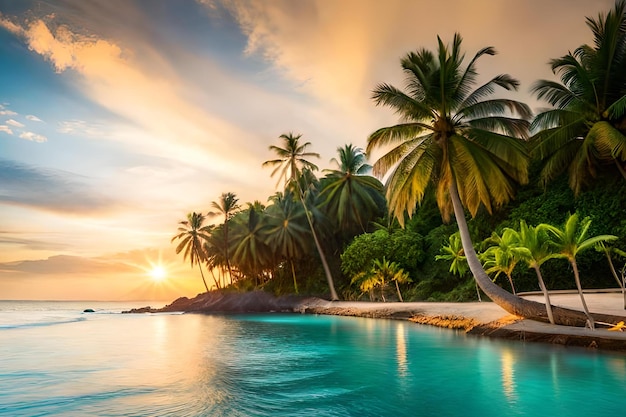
[83,308,95,313]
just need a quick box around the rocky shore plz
[124,290,626,352]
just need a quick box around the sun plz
[150,265,167,282]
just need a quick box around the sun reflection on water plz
[501,348,517,402]
[396,323,408,378]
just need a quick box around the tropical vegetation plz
[171,1,626,328]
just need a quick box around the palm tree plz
[264,191,311,293]
[263,133,339,300]
[436,231,480,301]
[171,212,212,293]
[320,144,385,235]
[516,220,560,324]
[230,202,272,286]
[353,258,411,302]
[367,34,546,319]
[209,192,240,286]
[262,132,320,191]
[531,0,626,194]
[480,228,530,295]
[543,213,617,329]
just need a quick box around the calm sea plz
[1,300,625,416]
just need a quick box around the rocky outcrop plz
[123,290,320,314]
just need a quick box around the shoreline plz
[125,290,626,352]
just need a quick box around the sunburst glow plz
[150,265,167,281]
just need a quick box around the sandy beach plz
[144,289,626,351]
[297,292,626,351]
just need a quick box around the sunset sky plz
[0,0,616,301]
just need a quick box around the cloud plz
[0,104,17,116]
[58,119,102,136]
[0,254,134,275]
[0,125,13,135]
[25,115,43,122]
[0,159,116,214]
[0,233,69,252]
[18,131,47,142]
[0,7,272,187]
[6,119,24,128]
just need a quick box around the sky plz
[0,0,616,301]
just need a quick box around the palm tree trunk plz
[570,260,595,329]
[209,267,220,290]
[505,272,516,295]
[533,265,555,325]
[197,262,210,293]
[395,280,404,302]
[290,258,299,294]
[449,181,624,327]
[604,249,626,309]
[297,185,339,301]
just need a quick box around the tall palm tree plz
[320,144,385,234]
[263,133,339,300]
[171,212,212,293]
[209,192,240,286]
[264,191,311,293]
[367,33,546,319]
[531,0,626,194]
[262,132,320,191]
[543,213,617,329]
[515,220,559,324]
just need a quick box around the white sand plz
[305,292,626,342]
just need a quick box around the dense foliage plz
[173,1,626,303]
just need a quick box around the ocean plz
[1,300,625,416]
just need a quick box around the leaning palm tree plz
[171,212,212,293]
[320,144,385,235]
[595,242,626,309]
[367,33,544,319]
[209,192,240,286]
[263,133,339,300]
[543,213,617,329]
[531,0,626,194]
[367,35,626,326]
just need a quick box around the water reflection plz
[500,348,517,402]
[396,323,408,377]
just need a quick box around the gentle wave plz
[0,316,87,330]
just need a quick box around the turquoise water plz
[1,301,625,416]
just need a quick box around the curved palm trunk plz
[196,262,210,293]
[532,265,555,325]
[604,249,626,309]
[449,182,624,327]
[395,280,404,302]
[505,272,516,295]
[209,267,220,290]
[570,260,595,329]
